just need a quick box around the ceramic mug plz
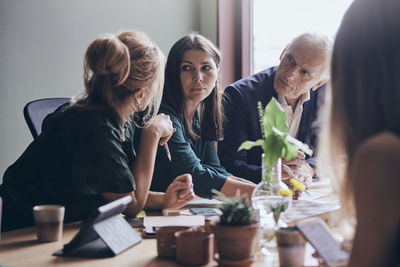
[276,227,306,267]
[175,229,214,265]
[33,205,65,242]
[156,226,192,258]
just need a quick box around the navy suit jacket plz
[218,67,325,183]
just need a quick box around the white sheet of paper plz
[143,215,205,227]
[184,198,223,207]
[309,177,331,189]
[299,191,329,201]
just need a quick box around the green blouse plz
[150,103,229,198]
[0,104,136,231]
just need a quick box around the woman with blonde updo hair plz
[0,30,194,232]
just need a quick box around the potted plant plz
[238,98,311,254]
[239,98,312,187]
[210,190,259,263]
[238,98,312,198]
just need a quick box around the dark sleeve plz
[306,157,317,167]
[70,121,136,195]
[218,86,261,182]
[200,140,232,177]
[167,116,227,198]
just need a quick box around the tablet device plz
[54,195,142,258]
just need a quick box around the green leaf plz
[238,139,264,151]
[263,98,288,137]
[239,98,313,176]
[272,127,313,156]
[263,134,284,167]
[257,102,266,138]
[281,138,298,160]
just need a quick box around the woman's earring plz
[138,102,142,109]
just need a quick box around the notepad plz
[299,191,330,201]
[309,177,331,189]
[143,215,205,228]
[283,200,340,224]
[184,198,223,207]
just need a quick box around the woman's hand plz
[163,174,195,209]
[312,239,352,266]
[144,113,175,145]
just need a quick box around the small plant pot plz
[175,229,214,265]
[210,221,259,261]
[205,216,219,256]
[276,227,306,267]
[156,226,192,258]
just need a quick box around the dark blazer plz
[218,67,325,183]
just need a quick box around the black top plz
[149,103,229,199]
[0,104,136,231]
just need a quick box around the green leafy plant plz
[238,98,313,182]
[212,189,254,226]
[269,198,291,224]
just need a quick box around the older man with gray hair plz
[218,33,331,186]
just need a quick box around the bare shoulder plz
[351,132,400,192]
[349,132,400,267]
[354,132,400,162]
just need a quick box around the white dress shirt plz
[278,91,311,138]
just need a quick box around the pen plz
[164,143,172,161]
[282,164,311,196]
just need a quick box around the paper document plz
[283,200,340,223]
[184,198,223,207]
[143,215,205,227]
[299,191,329,201]
[309,177,331,189]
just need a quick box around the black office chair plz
[23,97,71,139]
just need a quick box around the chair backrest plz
[23,97,71,139]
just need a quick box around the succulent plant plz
[212,189,254,226]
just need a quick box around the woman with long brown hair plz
[150,33,255,199]
[319,0,400,265]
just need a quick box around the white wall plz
[0,0,217,182]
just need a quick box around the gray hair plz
[288,32,332,79]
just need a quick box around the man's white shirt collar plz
[277,91,310,138]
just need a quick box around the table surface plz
[0,187,336,266]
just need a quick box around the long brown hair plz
[76,30,164,124]
[163,32,223,141]
[320,0,400,220]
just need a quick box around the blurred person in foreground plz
[318,0,400,265]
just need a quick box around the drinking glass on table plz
[252,194,292,256]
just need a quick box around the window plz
[253,0,353,73]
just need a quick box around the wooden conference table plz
[0,186,337,266]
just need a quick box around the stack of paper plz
[143,215,205,228]
[283,200,340,224]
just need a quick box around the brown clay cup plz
[33,205,65,242]
[210,221,259,262]
[156,226,192,258]
[175,229,214,265]
[205,216,219,256]
[276,227,306,267]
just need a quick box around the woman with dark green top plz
[150,33,255,199]
[0,30,194,232]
